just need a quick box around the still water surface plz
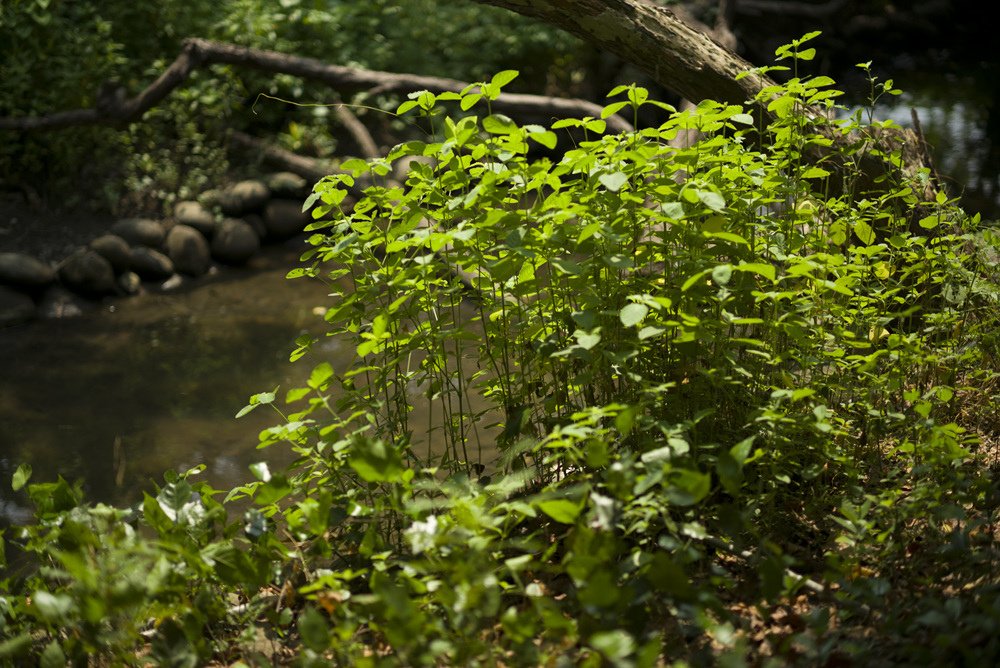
[0,246,334,519]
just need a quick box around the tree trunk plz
[472,0,773,109]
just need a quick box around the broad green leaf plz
[536,498,582,524]
[12,463,31,491]
[801,166,830,179]
[854,219,876,245]
[666,470,711,506]
[736,262,776,281]
[349,439,404,483]
[491,69,519,88]
[619,303,649,327]
[308,362,334,390]
[712,264,732,285]
[298,606,330,653]
[574,328,602,350]
[483,114,518,135]
[599,171,628,192]
[602,100,629,119]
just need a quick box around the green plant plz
[3,36,1000,665]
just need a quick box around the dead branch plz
[0,38,633,134]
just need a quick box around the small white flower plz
[406,514,439,554]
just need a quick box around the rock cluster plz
[0,172,318,327]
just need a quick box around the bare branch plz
[0,38,632,134]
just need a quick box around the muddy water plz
[0,246,336,520]
[0,243,500,523]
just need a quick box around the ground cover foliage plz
[4,36,1000,666]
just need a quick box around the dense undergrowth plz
[4,36,1000,666]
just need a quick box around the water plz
[0,246,331,519]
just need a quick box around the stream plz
[0,245,333,521]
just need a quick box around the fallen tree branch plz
[0,38,633,134]
[228,131,333,185]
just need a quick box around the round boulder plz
[0,285,36,327]
[265,171,309,199]
[165,224,211,277]
[89,234,132,273]
[59,248,116,297]
[130,247,175,281]
[111,218,165,248]
[0,252,55,290]
[263,198,310,239]
[211,218,260,265]
[117,271,142,296]
[219,179,270,216]
[174,200,216,238]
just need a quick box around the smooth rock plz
[0,252,55,290]
[219,179,270,216]
[89,234,132,273]
[165,224,211,276]
[130,247,175,281]
[111,218,165,248]
[38,285,87,318]
[243,213,268,240]
[265,171,309,199]
[211,218,260,265]
[59,248,116,297]
[0,285,36,327]
[263,198,310,239]
[160,274,185,291]
[118,271,142,295]
[174,200,216,237]
[198,188,223,210]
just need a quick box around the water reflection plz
[0,246,330,514]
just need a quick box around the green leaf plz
[735,262,776,282]
[712,264,732,286]
[528,130,557,150]
[619,303,649,327]
[491,69,519,88]
[40,641,65,668]
[32,591,73,621]
[730,113,754,125]
[0,633,31,659]
[666,470,711,506]
[298,606,330,652]
[599,171,628,192]
[12,463,31,491]
[854,219,876,245]
[591,630,635,662]
[698,190,726,211]
[574,328,602,350]
[801,166,830,179]
[483,114,518,135]
[536,498,582,524]
[460,93,482,111]
[602,100,629,119]
[249,462,271,482]
[348,438,404,483]
[308,362,334,390]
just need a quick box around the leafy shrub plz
[3,36,1000,665]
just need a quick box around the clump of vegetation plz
[0,0,579,212]
[3,36,1000,665]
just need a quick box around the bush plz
[3,36,1000,665]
